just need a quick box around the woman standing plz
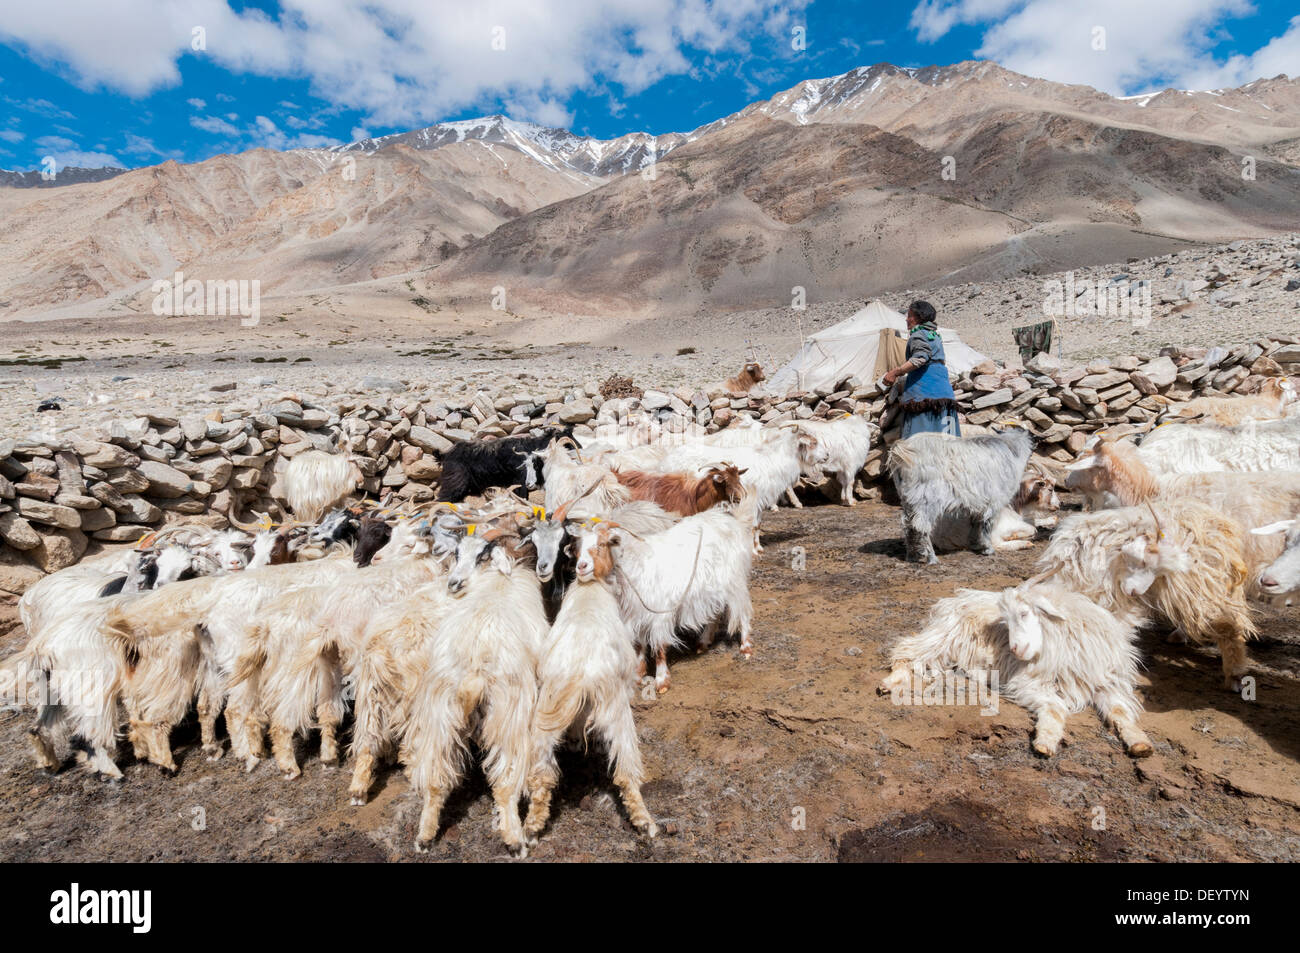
[882,300,961,439]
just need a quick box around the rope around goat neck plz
[615,527,704,615]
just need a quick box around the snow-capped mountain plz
[334,114,694,179]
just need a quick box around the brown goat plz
[724,362,765,394]
[612,464,746,516]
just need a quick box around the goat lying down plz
[931,465,1060,553]
[888,427,1034,563]
[880,581,1152,758]
[1160,377,1297,426]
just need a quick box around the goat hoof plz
[349,795,366,806]
[413,839,430,854]
[1127,742,1153,759]
[644,821,660,839]
[739,646,753,658]
[1031,742,1056,758]
[244,757,260,773]
[203,745,224,761]
[1225,676,1245,693]
[281,769,301,781]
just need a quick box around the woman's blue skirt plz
[901,408,961,439]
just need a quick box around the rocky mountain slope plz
[2,60,1298,321]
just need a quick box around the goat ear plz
[736,467,748,476]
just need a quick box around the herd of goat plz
[3,377,1300,855]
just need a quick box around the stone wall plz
[3,334,1297,595]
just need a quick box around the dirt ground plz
[1,493,1298,863]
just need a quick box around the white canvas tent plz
[768,300,988,394]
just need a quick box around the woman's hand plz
[883,366,903,385]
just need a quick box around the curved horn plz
[554,476,607,523]
[1018,564,1060,589]
[226,511,263,533]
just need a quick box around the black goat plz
[353,513,393,567]
[435,425,574,503]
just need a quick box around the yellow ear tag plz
[532,505,546,520]
[467,524,476,536]
[258,515,273,531]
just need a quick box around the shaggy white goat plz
[609,490,759,693]
[524,521,657,843]
[400,529,549,856]
[1036,502,1256,690]
[282,449,357,522]
[792,415,873,506]
[1135,416,1300,475]
[888,428,1033,563]
[880,581,1152,758]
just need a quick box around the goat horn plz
[554,475,607,523]
[227,511,262,533]
[1144,500,1165,543]
[1019,564,1060,589]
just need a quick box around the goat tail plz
[887,440,918,475]
[456,673,488,722]
[228,643,267,690]
[104,596,197,649]
[534,679,589,737]
[0,646,38,702]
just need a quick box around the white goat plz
[1254,518,1300,596]
[1135,416,1300,475]
[609,491,759,693]
[400,529,549,855]
[344,579,452,805]
[245,546,454,779]
[1036,502,1256,689]
[888,428,1033,563]
[524,521,658,843]
[792,415,873,506]
[282,449,357,522]
[880,581,1152,757]
[1065,439,1298,590]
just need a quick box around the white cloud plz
[0,0,811,128]
[350,126,371,142]
[190,114,241,136]
[124,133,164,156]
[0,129,24,143]
[909,0,1295,94]
[249,115,340,150]
[35,134,77,151]
[187,97,206,109]
[42,149,124,170]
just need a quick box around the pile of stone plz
[2,334,1297,594]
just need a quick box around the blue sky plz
[1,0,1297,172]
